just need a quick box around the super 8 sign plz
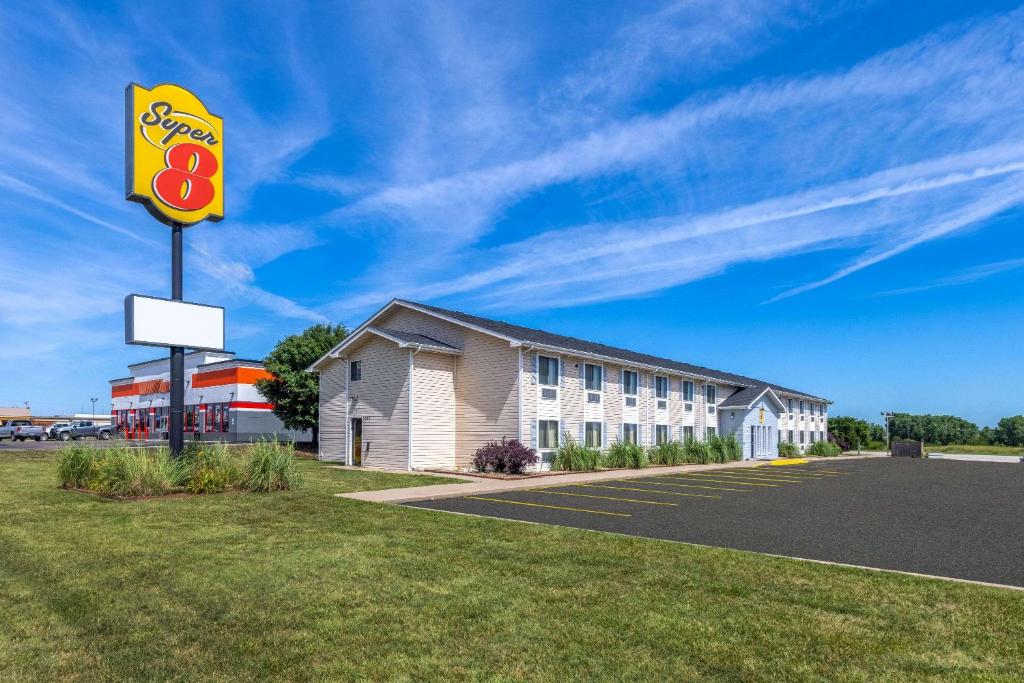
[125,83,223,226]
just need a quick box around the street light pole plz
[881,411,892,455]
[90,397,98,418]
[169,222,185,458]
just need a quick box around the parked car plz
[54,420,117,441]
[46,422,70,440]
[0,420,45,441]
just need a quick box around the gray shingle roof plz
[718,385,773,408]
[399,300,827,402]
[374,327,460,352]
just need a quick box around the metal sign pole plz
[169,223,185,457]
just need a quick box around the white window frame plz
[585,421,602,449]
[537,355,559,387]
[655,424,669,445]
[655,376,668,400]
[622,423,638,444]
[621,369,638,396]
[584,363,603,393]
[682,380,694,403]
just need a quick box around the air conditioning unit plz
[625,396,637,407]
[587,392,601,404]
[541,387,557,400]
[657,400,667,410]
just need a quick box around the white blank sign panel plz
[125,294,225,351]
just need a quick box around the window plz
[706,426,717,439]
[585,422,602,448]
[622,370,638,396]
[538,355,558,386]
[657,400,667,410]
[655,376,668,399]
[809,402,816,416]
[787,429,794,443]
[585,364,603,391]
[683,426,694,441]
[682,381,694,402]
[799,400,805,414]
[586,392,601,404]
[799,431,805,444]
[684,403,693,412]
[708,404,716,414]
[622,423,638,444]
[537,420,559,450]
[656,425,669,445]
[819,431,825,442]
[788,398,794,413]
[809,432,816,444]
[350,360,361,381]
[706,384,717,403]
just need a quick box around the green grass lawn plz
[926,444,1024,455]
[2,452,1023,681]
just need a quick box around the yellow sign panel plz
[125,83,223,226]
[759,407,765,424]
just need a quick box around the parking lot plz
[408,458,1024,588]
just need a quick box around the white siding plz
[319,360,347,461]
[412,351,456,469]
[347,335,410,469]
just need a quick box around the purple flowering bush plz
[471,437,539,474]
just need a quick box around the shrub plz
[246,438,302,491]
[682,438,712,464]
[181,442,242,493]
[56,443,96,488]
[778,440,799,457]
[471,437,539,474]
[551,434,601,471]
[708,434,742,463]
[603,440,648,469]
[807,440,841,457]
[649,440,686,466]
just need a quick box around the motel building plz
[110,351,308,443]
[309,299,830,470]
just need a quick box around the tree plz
[256,323,348,446]
[827,416,873,451]
[887,413,980,445]
[992,415,1024,446]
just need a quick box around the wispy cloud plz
[318,6,1024,314]
[875,257,1024,297]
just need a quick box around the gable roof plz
[308,325,461,368]
[309,299,828,402]
[718,385,786,411]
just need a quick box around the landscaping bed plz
[56,439,301,498]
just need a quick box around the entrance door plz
[350,418,362,466]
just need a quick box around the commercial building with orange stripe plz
[110,351,310,443]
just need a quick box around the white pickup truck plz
[0,420,46,441]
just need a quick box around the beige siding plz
[412,351,456,469]
[560,355,584,442]
[348,335,409,469]
[376,306,519,466]
[318,359,347,461]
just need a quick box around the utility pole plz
[881,411,893,454]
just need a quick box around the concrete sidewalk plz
[335,454,880,504]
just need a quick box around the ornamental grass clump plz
[708,434,742,463]
[682,438,712,464]
[181,441,243,493]
[603,440,648,469]
[551,434,601,471]
[87,446,184,497]
[245,438,302,492]
[778,440,799,457]
[471,438,539,474]
[649,440,686,466]
[56,443,96,489]
[807,440,842,457]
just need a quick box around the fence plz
[891,439,924,458]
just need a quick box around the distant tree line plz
[827,413,1024,449]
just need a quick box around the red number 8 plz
[153,143,218,211]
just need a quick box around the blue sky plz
[2,1,1023,426]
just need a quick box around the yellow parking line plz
[577,484,721,499]
[658,475,779,487]
[704,471,807,482]
[465,496,631,517]
[530,490,677,506]
[625,479,750,493]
